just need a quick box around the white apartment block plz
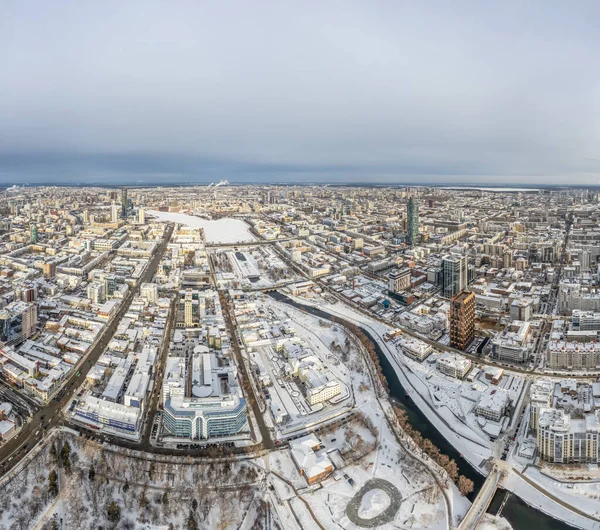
[476,387,509,422]
[436,353,472,380]
[547,341,600,371]
[537,408,600,464]
[492,320,531,363]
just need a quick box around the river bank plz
[268,292,579,529]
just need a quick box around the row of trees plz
[393,407,474,496]
[329,314,474,497]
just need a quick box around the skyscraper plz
[121,187,128,219]
[450,290,475,350]
[442,254,468,298]
[30,223,38,243]
[138,207,145,224]
[406,197,419,245]
[110,201,119,223]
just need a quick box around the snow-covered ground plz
[148,210,256,243]
[4,431,269,530]
[289,291,600,529]
[286,292,495,472]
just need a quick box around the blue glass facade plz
[163,398,247,439]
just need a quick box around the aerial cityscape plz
[3,1,600,529]
[0,184,597,529]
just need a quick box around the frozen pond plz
[148,210,256,244]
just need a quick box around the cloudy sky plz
[1,1,599,185]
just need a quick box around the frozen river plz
[147,210,256,244]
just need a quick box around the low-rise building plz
[476,388,509,422]
[74,395,141,434]
[436,353,472,380]
[492,321,531,363]
[289,434,334,484]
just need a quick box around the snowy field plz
[2,431,269,530]
[148,210,256,244]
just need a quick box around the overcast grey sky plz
[1,1,599,185]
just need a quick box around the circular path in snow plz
[346,478,402,527]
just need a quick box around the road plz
[0,223,174,476]
[139,296,177,445]
[219,292,274,449]
[458,467,501,530]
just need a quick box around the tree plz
[148,462,156,481]
[61,441,72,473]
[48,470,59,497]
[445,459,459,482]
[187,511,199,530]
[162,489,170,517]
[139,485,149,510]
[50,443,58,464]
[458,475,474,496]
[121,480,131,510]
[61,441,71,459]
[107,500,121,524]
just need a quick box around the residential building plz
[529,379,554,433]
[436,352,472,379]
[87,282,106,305]
[442,254,468,298]
[449,290,475,350]
[492,321,531,363]
[0,302,37,344]
[547,341,600,371]
[537,408,600,464]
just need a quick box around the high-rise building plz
[110,201,119,223]
[42,262,56,279]
[388,269,412,293]
[406,197,419,245]
[121,187,128,219]
[510,299,532,322]
[104,274,118,297]
[0,301,37,344]
[140,283,158,303]
[17,285,37,303]
[87,282,106,305]
[138,207,145,224]
[449,290,475,350]
[82,210,89,224]
[442,254,468,298]
[30,223,38,243]
[184,290,195,327]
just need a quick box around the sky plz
[1,1,600,186]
